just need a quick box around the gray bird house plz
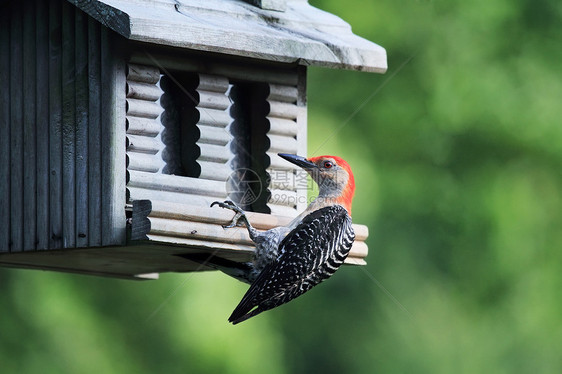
[0,0,386,279]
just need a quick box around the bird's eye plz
[323,161,334,169]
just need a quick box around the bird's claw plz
[211,200,242,213]
[211,200,247,229]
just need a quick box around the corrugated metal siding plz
[0,0,126,253]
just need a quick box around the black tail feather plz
[229,306,265,325]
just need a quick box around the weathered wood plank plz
[197,74,229,92]
[75,7,89,248]
[126,116,161,136]
[127,152,162,173]
[198,91,230,110]
[197,108,232,127]
[245,0,287,12]
[267,151,294,170]
[126,135,161,154]
[35,0,50,250]
[127,187,224,207]
[267,117,298,137]
[131,200,152,241]
[147,201,369,242]
[88,18,102,247]
[198,125,231,146]
[268,134,298,154]
[100,26,127,246]
[198,161,232,181]
[130,53,300,86]
[268,101,300,120]
[145,235,255,255]
[126,98,162,118]
[49,0,63,249]
[149,201,285,229]
[128,171,227,197]
[127,63,160,84]
[268,84,298,103]
[149,217,253,246]
[198,143,230,163]
[23,2,37,251]
[0,6,10,252]
[126,81,162,101]
[10,1,24,252]
[142,201,369,264]
[61,2,76,248]
[295,66,308,212]
[131,2,387,72]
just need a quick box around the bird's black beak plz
[278,153,317,170]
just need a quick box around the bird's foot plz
[211,200,248,229]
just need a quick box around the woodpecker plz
[211,153,356,324]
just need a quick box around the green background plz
[2,0,562,372]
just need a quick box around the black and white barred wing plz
[229,205,355,324]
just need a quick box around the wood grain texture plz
[0,244,221,279]
[125,62,164,195]
[126,98,161,119]
[197,108,231,127]
[61,2,76,248]
[198,125,231,145]
[147,201,369,242]
[295,66,308,212]
[23,4,37,251]
[126,81,162,101]
[48,0,63,249]
[131,201,369,265]
[244,0,287,12]
[198,161,231,181]
[10,1,24,252]
[268,134,298,153]
[126,135,161,154]
[35,0,50,250]
[128,170,227,197]
[131,200,152,240]
[127,150,162,171]
[268,117,298,137]
[76,0,387,73]
[130,53,300,86]
[88,18,102,247]
[0,2,137,255]
[127,63,160,84]
[126,116,161,136]
[75,8,89,247]
[0,6,10,252]
[73,0,131,38]
[127,187,222,208]
[100,26,127,246]
[262,76,307,214]
[198,143,231,163]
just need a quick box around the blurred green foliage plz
[2,0,562,372]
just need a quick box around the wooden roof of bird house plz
[74,0,387,72]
